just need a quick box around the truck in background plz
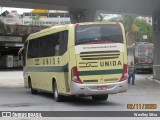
[127,42,154,73]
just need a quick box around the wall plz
[153,13,160,80]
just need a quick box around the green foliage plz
[134,19,152,43]
[109,14,137,33]
[109,15,153,43]
[122,14,137,32]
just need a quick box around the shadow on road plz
[0,86,120,107]
[35,92,120,106]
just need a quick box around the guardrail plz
[0,17,71,26]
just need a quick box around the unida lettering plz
[100,60,122,67]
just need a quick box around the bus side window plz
[59,30,68,55]
[27,31,68,59]
[55,45,59,56]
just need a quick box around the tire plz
[29,79,38,94]
[53,82,63,102]
[92,95,108,101]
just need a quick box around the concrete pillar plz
[69,9,98,23]
[152,12,160,81]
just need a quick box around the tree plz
[98,13,153,44]
[134,19,152,43]
[109,14,138,46]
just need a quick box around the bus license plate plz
[97,86,107,90]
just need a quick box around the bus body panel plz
[70,80,127,95]
[24,27,71,94]
[75,44,124,84]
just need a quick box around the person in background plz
[128,61,135,85]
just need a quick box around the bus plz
[22,22,128,102]
[127,42,154,73]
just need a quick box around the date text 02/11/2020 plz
[127,104,157,109]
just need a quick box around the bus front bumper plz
[70,80,128,96]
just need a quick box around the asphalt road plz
[0,71,160,119]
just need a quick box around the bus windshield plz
[75,24,123,45]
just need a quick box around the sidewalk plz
[146,76,160,85]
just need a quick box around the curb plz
[146,76,160,85]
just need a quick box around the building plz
[0,9,71,26]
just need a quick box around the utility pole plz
[1,7,2,16]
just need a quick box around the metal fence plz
[0,17,71,26]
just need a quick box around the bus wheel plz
[92,95,108,101]
[29,79,38,94]
[53,82,63,102]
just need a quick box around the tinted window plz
[27,30,68,58]
[59,31,68,55]
[76,24,123,45]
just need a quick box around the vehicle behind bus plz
[128,42,154,73]
[23,22,128,102]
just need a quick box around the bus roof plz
[26,22,123,41]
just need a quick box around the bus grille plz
[80,51,120,60]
